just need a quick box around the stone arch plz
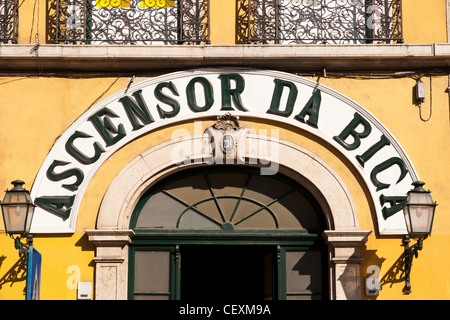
[86,132,371,300]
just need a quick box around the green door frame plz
[276,245,326,300]
[128,245,181,300]
[128,165,328,300]
[128,230,327,300]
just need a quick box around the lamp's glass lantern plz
[403,181,437,239]
[1,180,35,236]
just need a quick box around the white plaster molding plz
[1,44,450,72]
[97,134,359,232]
[323,230,372,245]
[90,134,370,300]
[85,229,134,300]
[323,230,372,300]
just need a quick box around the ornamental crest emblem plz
[212,113,241,131]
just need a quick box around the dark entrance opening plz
[180,245,275,300]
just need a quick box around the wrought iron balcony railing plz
[238,0,403,44]
[54,0,210,44]
[0,0,18,43]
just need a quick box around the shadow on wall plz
[361,243,415,299]
[379,252,406,292]
[0,254,27,296]
[379,242,423,295]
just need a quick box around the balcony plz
[3,0,403,45]
[0,0,18,43]
[52,0,210,44]
[238,0,403,44]
[1,0,439,75]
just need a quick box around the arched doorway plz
[86,133,371,300]
[128,166,327,300]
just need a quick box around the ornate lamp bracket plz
[403,235,425,294]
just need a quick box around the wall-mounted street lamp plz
[0,180,35,256]
[402,181,437,294]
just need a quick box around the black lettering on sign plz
[120,89,155,130]
[380,194,407,220]
[219,73,248,111]
[65,131,105,165]
[333,112,371,150]
[46,160,84,192]
[295,89,321,128]
[186,77,214,112]
[370,157,409,191]
[155,82,181,119]
[88,107,126,147]
[34,195,75,220]
[356,135,391,167]
[267,78,297,117]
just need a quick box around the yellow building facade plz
[0,0,449,301]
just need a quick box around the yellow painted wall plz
[1,74,449,299]
[1,0,450,300]
[402,0,448,43]
[0,76,129,300]
[320,76,450,299]
[210,0,236,44]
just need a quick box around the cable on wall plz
[412,75,433,122]
[29,0,41,72]
[418,76,433,122]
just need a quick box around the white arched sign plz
[30,68,418,234]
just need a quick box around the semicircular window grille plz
[131,166,325,231]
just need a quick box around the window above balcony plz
[0,0,18,44]
[238,0,403,44]
[54,0,210,44]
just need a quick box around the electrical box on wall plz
[414,81,426,103]
[77,281,92,300]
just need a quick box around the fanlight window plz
[56,0,210,44]
[131,167,324,232]
[240,0,403,44]
[129,167,327,300]
[0,0,18,43]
